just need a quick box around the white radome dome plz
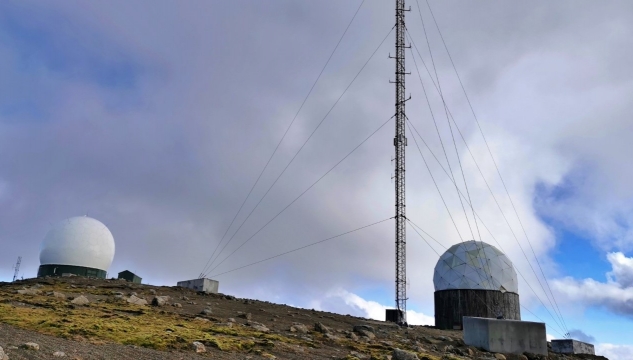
[40,216,115,271]
[433,240,518,293]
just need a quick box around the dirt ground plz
[0,277,609,360]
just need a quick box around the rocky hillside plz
[0,277,607,360]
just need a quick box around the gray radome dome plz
[433,240,518,293]
[40,216,115,271]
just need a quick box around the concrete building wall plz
[38,264,106,279]
[177,278,219,293]
[434,289,520,329]
[463,317,547,355]
[551,339,595,355]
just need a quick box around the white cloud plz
[321,289,434,326]
[553,252,633,316]
[568,329,595,343]
[607,252,633,288]
[596,343,633,360]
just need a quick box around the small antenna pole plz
[12,256,22,282]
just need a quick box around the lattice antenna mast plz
[393,0,410,324]
[12,256,22,283]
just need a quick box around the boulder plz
[53,351,66,357]
[392,349,418,360]
[357,329,375,339]
[0,346,6,360]
[248,321,270,332]
[290,323,309,333]
[237,312,252,320]
[52,292,66,299]
[151,296,169,307]
[173,303,182,308]
[200,307,213,315]
[314,322,331,334]
[127,295,147,306]
[353,325,375,334]
[20,342,40,351]
[192,341,206,353]
[349,351,369,359]
[17,288,40,296]
[71,295,90,306]
[495,354,506,360]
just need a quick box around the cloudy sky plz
[1,1,633,358]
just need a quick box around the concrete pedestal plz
[177,278,219,293]
[463,317,547,355]
[551,339,595,355]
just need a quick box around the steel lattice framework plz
[12,256,21,282]
[393,0,408,323]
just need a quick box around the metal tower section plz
[12,256,22,282]
[394,0,408,324]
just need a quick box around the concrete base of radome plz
[463,317,547,355]
[176,278,219,294]
[551,339,595,355]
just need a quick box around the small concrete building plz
[177,278,219,293]
[551,339,595,355]
[463,317,547,355]
[433,240,521,329]
[118,270,142,284]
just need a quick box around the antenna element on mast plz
[386,0,410,326]
[12,256,22,282]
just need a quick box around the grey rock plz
[248,322,269,332]
[192,341,206,353]
[17,288,40,296]
[149,289,156,295]
[392,348,419,360]
[20,342,40,351]
[173,302,182,308]
[0,346,6,360]
[353,325,375,333]
[53,351,66,357]
[200,307,213,315]
[356,329,375,339]
[349,351,368,359]
[52,292,66,299]
[290,323,309,333]
[127,295,147,306]
[71,295,90,305]
[237,312,252,320]
[151,296,169,306]
[314,322,330,334]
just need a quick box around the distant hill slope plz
[0,277,607,360]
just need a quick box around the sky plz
[1,1,632,358]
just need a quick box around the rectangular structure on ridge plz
[463,316,547,355]
[177,278,219,294]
